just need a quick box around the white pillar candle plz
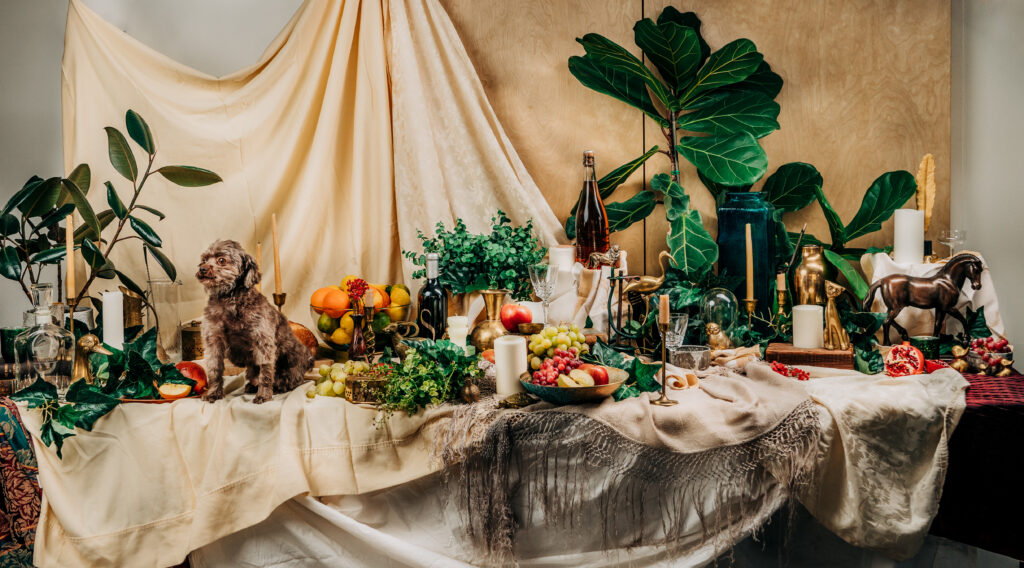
[447,326,469,352]
[792,305,824,349]
[102,290,125,350]
[893,209,924,265]
[548,245,575,271]
[494,335,526,395]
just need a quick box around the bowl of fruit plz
[520,343,627,405]
[310,275,413,350]
[966,335,1012,372]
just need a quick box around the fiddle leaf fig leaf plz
[656,7,710,65]
[762,162,822,213]
[677,132,767,186]
[568,55,668,127]
[105,127,138,182]
[61,179,101,237]
[576,33,673,108]
[814,188,846,247]
[842,171,917,243]
[125,110,155,155]
[652,173,718,278]
[0,246,22,280]
[696,169,748,208]
[713,60,784,102]
[676,91,780,138]
[678,38,763,106]
[155,166,222,187]
[633,19,701,92]
[145,244,177,281]
[129,216,162,247]
[106,182,128,219]
[822,248,869,301]
[605,191,657,233]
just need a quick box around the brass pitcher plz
[793,245,826,305]
[469,290,508,352]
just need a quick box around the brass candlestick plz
[743,298,757,328]
[776,289,787,317]
[67,299,77,335]
[273,292,286,312]
[651,322,678,406]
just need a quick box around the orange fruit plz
[158,383,192,400]
[369,286,389,309]
[322,290,351,318]
[310,287,335,313]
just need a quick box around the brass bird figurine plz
[622,251,672,295]
[72,334,114,385]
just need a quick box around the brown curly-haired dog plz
[196,240,313,403]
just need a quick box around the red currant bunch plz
[770,361,810,381]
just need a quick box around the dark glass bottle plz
[574,150,610,265]
[417,253,448,340]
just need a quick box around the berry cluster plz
[347,278,369,305]
[770,361,810,381]
[531,349,582,386]
[971,336,1011,366]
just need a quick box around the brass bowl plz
[344,374,386,404]
[517,322,544,335]
[518,369,627,405]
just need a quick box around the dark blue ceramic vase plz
[716,192,776,316]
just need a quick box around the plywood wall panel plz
[439,0,950,274]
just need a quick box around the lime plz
[372,311,391,333]
[317,313,339,334]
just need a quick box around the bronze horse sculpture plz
[863,253,985,343]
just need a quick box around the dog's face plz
[705,322,721,335]
[196,239,261,295]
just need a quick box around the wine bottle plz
[417,253,448,340]
[574,150,610,266]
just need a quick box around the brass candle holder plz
[650,321,678,406]
[67,299,77,335]
[273,292,286,312]
[743,298,757,328]
[776,289,787,317]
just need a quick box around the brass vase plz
[469,289,508,352]
[793,245,826,305]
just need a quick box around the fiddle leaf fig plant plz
[30,110,222,305]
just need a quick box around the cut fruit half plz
[568,369,596,387]
[158,383,192,400]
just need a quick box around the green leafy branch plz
[377,339,483,423]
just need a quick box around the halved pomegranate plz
[884,342,926,377]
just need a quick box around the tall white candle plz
[494,335,527,395]
[792,305,824,349]
[893,209,924,265]
[102,290,125,350]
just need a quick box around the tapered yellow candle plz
[658,294,670,325]
[271,214,282,294]
[65,215,75,301]
[776,272,786,292]
[745,223,754,301]
[255,241,263,293]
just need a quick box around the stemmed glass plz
[528,264,558,325]
[665,313,689,350]
[939,229,966,257]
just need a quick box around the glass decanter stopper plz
[14,284,75,400]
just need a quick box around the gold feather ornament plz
[915,154,936,231]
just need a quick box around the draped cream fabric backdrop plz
[62,0,564,322]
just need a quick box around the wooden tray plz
[765,343,855,370]
[120,395,200,404]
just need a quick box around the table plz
[931,373,1024,560]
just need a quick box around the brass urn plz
[793,245,826,305]
[469,289,508,352]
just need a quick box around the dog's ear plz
[239,252,262,289]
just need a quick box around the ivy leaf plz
[677,132,767,186]
[676,91,780,139]
[106,182,128,219]
[966,307,990,339]
[576,33,673,108]
[125,109,155,155]
[568,55,668,127]
[678,38,763,107]
[605,191,657,234]
[129,216,162,247]
[633,19,701,92]
[822,248,869,301]
[155,166,222,187]
[11,378,57,408]
[105,127,138,182]
[566,146,660,239]
[842,171,917,243]
[146,244,176,281]
[64,380,120,430]
[582,340,628,369]
[0,246,23,280]
[629,358,663,392]
[762,162,822,213]
[62,179,101,237]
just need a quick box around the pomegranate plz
[884,342,926,377]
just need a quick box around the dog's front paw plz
[203,390,224,403]
[252,392,273,404]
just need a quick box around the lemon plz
[330,328,353,345]
[340,275,360,291]
[339,313,355,334]
[386,305,408,322]
[389,287,411,307]
[317,313,339,334]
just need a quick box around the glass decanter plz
[14,284,75,399]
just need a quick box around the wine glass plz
[665,313,689,350]
[528,264,558,324]
[939,229,966,257]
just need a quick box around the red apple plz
[500,304,533,332]
[578,363,609,386]
[176,361,208,395]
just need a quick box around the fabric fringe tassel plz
[434,399,823,565]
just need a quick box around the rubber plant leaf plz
[605,190,657,233]
[60,179,101,238]
[761,162,822,213]
[822,248,869,301]
[565,146,659,239]
[105,127,138,182]
[125,110,155,155]
[842,171,917,243]
[106,182,128,219]
[632,19,701,92]
[677,38,763,107]
[36,203,76,231]
[30,246,72,265]
[73,210,116,243]
[576,33,673,109]
[60,163,91,206]
[1,177,43,219]
[568,55,668,127]
[0,246,22,280]
[0,214,18,237]
[145,244,177,281]
[155,166,222,187]
[134,205,166,220]
[129,216,162,248]
[18,177,61,218]
[677,132,768,186]
[676,91,780,139]
[115,270,147,298]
